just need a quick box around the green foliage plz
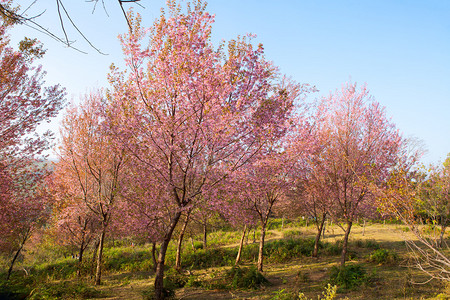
[170,247,237,269]
[33,258,79,280]
[226,265,269,289]
[321,239,380,257]
[282,228,302,239]
[351,239,380,250]
[0,276,103,300]
[0,276,34,300]
[263,238,316,261]
[184,274,202,287]
[361,239,381,250]
[193,241,203,250]
[322,241,342,256]
[28,281,104,300]
[328,264,372,291]
[298,284,338,300]
[208,230,242,246]
[270,284,338,300]
[103,246,153,272]
[164,268,189,289]
[369,248,398,265]
[270,288,298,300]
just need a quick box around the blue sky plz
[10,0,450,164]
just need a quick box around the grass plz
[1,222,449,299]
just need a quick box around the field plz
[1,220,449,300]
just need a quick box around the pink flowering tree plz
[233,116,314,272]
[49,169,100,276]
[315,82,402,267]
[0,9,65,279]
[55,91,125,285]
[105,1,304,297]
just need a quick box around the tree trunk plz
[257,222,267,272]
[203,223,207,250]
[439,225,447,248]
[235,225,247,265]
[94,224,107,285]
[154,211,182,300]
[175,211,191,270]
[190,237,195,251]
[313,215,326,258]
[77,236,86,277]
[151,242,157,272]
[340,221,353,267]
[362,219,366,236]
[91,238,100,275]
[7,243,25,280]
[7,229,30,280]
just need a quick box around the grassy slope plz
[2,222,450,299]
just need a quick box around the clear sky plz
[9,0,450,164]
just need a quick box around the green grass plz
[2,222,449,299]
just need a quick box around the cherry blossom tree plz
[56,91,125,285]
[316,82,402,267]
[288,161,331,257]
[234,118,314,272]
[49,168,100,276]
[0,9,65,279]
[105,1,304,297]
[233,151,291,272]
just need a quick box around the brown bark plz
[7,243,24,280]
[190,237,195,251]
[151,242,157,272]
[154,211,182,300]
[94,224,107,285]
[313,214,326,257]
[235,225,247,265]
[91,238,100,275]
[77,234,86,277]
[175,210,191,270]
[7,228,30,280]
[362,219,366,236]
[340,221,353,267]
[203,223,207,250]
[252,228,256,244]
[257,223,267,272]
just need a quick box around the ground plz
[70,222,450,300]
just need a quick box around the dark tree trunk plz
[175,211,191,270]
[94,224,107,285]
[235,225,247,265]
[151,242,157,272]
[7,244,24,280]
[313,214,326,257]
[340,221,353,267]
[77,235,86,277]
[203,223,207,250]
[257,222,267,272]
[7,229,30,280]
[154,211,182,300]
[362,219,366,236]
[91,238,100,275]
[190,237,195,251]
